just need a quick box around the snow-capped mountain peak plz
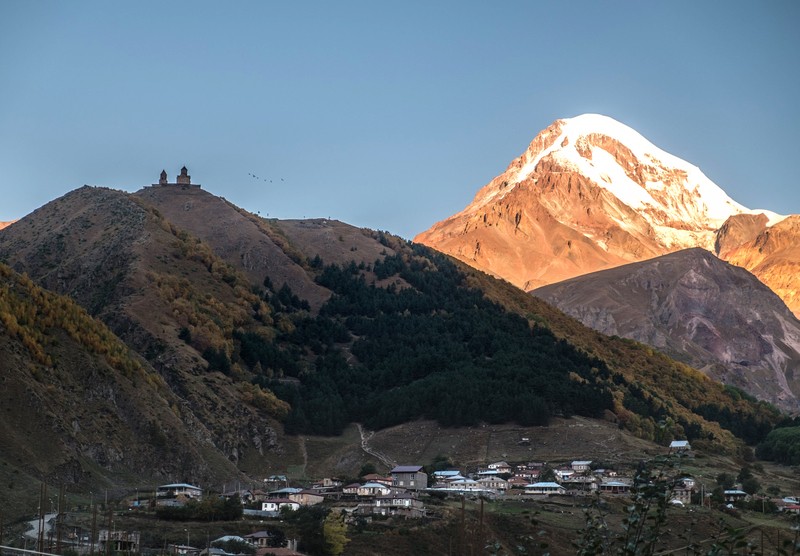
[417,113,800,325]
[416,114,793,298]
[470,114,783,250]
[521,115,742,220]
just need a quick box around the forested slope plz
[246,234,780,452]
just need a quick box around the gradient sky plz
[1,1,798,240]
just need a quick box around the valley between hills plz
[1,115,800,554]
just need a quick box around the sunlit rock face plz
[415,114,796,314]
[720,214,800,317]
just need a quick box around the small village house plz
[440,474,468,485]
[432,470,462,480]
[357,482,392,497]
[371,493,426,518]
[157,483,203,499]
[264,475,289,488]
[270,487,302,497]
[477,477,509,491]
[598,481,631,494]
[251,489,270,502]
[432,470,464,485]
[554,468,575,481]
[724,489,749,503]
[571,460,592,473]
[342,483,361,496]
[669,440,691,453]
[525,482,566,495]
[310,478,342,493]
[513,468,540,482]
[261,499,301,514]
[156,483,203,507]
[317,477,342,487]
[562,475,598,492]
[782,503,800,514]
[289,490,325,506]
[486,461,513,474]
[446,478,482,491]
[361,473,393,487]
[243,530,277,548]
[390,465,428,490]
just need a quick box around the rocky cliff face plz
[415,114,796,315]
[719,215,800,318]
[714,213,768,259]
[534,249,800,412]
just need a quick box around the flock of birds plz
[249,172,316,219]
[248,172,284,183]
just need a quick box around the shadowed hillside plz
[0,262,243,517]
[534,248,800,413]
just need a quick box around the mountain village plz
[17,437,800,556]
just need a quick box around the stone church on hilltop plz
[155,166,201,188]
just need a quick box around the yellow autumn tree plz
[323,510,349,556]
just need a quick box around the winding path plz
[357,423,396,470]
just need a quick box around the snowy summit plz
[474,114,783,250]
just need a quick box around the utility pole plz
[38,483,46,554]
[461,495,466,556]
[56,485,65,555]
[478,496,485,553]
[90,502,97,556]
[105,508,113,556]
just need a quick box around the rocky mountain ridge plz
[534,248,800,413]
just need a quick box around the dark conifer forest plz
[241,242,777,444]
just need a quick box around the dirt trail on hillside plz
[298,436,308,478]
[357,424,396,470]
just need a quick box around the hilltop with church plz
[154,166,201,188]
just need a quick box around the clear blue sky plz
[1,1,798,239]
